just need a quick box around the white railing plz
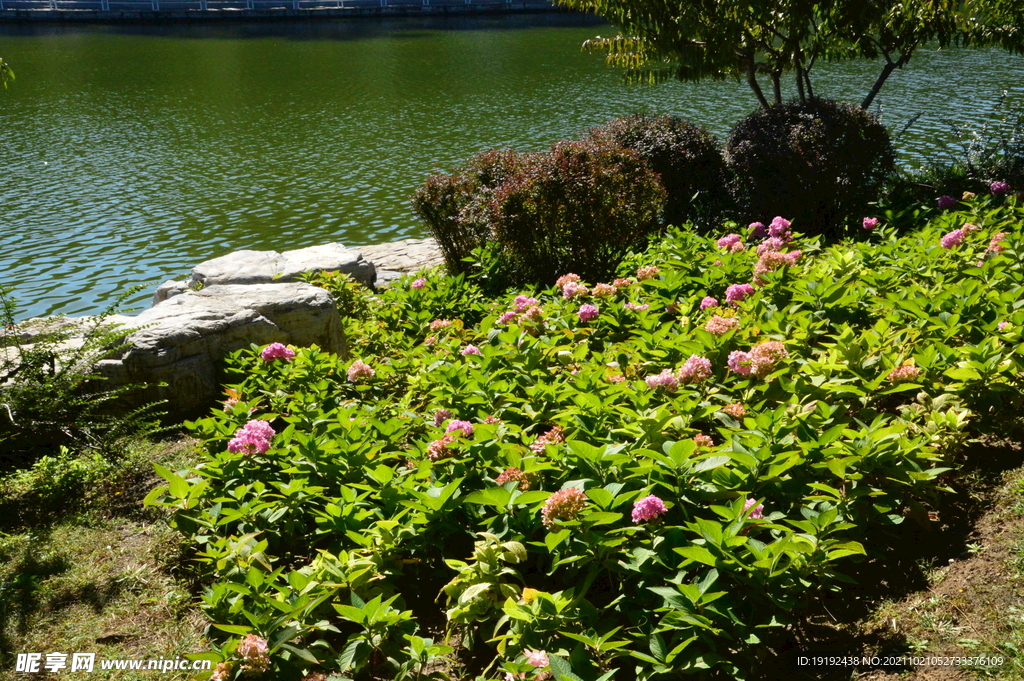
[0,0,540,9]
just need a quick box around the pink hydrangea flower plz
[210,661,233,681]
[705,315,740,336]
[716,234,745,252]
[743,498,764,520]
[530,426,565,453]
[446,420,474,437]
[578,304,599,322]
[937,195,957,210]
[645,369,678,392]
[513,295,539,311]
[593,283,618,297]
[555,274,581,289]
[636,266,660,281]
[987,232,1008,254]
[411,277,427,289]
[625,302,650,311]
[748,222,768,240]
[237,634,270,674]
[754,250,801,279]
[260,342,295,361]
[239,420,275,441]
[700,296,719,310]
[525,650,550,668]
[631,495,667,523]
[461,345,482,356]
[768,216,791,239]
[433,408,453,427]
[427,434,457,461]
[677,355,712,383]
[863,217,879,230]
[748,341,788,378]
[723,402,747,418]
[430,319,453,331]
[496,467,532,491]
[725,284,755,305]
[613,277,635,288]
[727,350,752,376]
[562,282,590,299]
[693,433,714,449]
[522,306,545,324]
[998,321,1011,331]
[887,364,921,383]
[227,432,272,455]
[541,487,587,530]
[347,360,375,382]
[756,237,786,256]
[940,229,965,249]
[227,420,276,454]
[991,181,1011,197]
[497,311,518,325]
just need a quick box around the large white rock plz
[357,238,444,288]
[190,243,376,289]
[96,283,346,417]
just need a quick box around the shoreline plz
[0,0,563,22]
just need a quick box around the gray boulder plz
[358,238,444,288]
[190,243,375,290]
[96,283,346,418]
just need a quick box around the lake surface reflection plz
[1,14,1022,318]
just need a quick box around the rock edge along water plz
[13,237,443,418]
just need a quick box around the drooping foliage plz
[559,0,1024,109]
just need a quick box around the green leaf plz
[212,624,252,635]
[545,529,571,552]
[547,654,584,681]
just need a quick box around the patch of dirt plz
[759,438,1024,680]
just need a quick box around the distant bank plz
[0,0,560,22]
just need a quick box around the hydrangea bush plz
[148,198,1023,680]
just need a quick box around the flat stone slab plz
[358,238,444,275]
[190,243,375,290]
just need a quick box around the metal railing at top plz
[0,0,553,10]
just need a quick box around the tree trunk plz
[861,52,911,110]
[771,71,782,105]
[795,63,805,104]
[747,62,770,109]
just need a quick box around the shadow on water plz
[0,11,609,41]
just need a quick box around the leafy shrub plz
[485,138,666,285]
[148,197,1023,680]
[589,114,732,229]
[725,99,895,238]
[0,287,162,466]
[411,149,528,276]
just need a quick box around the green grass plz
[0,437,207,680]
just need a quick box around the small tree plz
[559,0,1024,109]
[1,56,12,89]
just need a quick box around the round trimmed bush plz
[589,114,731,229]
[725,99,895,237]
[411,149,527,276]
[486,138,666,285]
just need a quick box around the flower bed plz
[148,197,1023,680]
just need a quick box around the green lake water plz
[1,14,1023,318]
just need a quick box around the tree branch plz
[861,48,913,110]
[747,59,771,109]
